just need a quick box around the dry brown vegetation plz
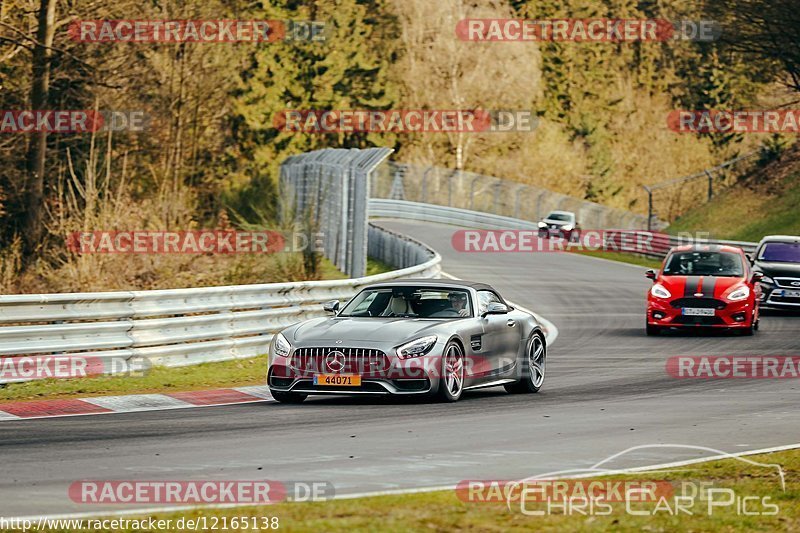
[0,0,796,293]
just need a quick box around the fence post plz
[705,169,714,200]
[643,185,653,232]
[422,166,432,203]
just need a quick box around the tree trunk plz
[24,0,57,256]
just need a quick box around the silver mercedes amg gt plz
[267,279,546,403]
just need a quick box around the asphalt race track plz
[2,220,799,518]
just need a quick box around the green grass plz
[570,249,662,269]
[34,448,799,532]
[668,170,800,242]
[0,355,268,404]
[366,257,395,276]
[316,257,348,280]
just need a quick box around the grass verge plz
[569,249,662,269]
[38,448,799,532]
[668,162,800,242]
[0,355,268,404]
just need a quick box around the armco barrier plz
[371,161,655,229]
[0,223,440,384]
[369,198,757,260]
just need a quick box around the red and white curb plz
[0,385,273,421]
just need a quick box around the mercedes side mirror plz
[322,300,340,314]
[482,302,510,317]
[645,270,657,281]
[746,253,754,264]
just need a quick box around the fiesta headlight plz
[273,332,292,358]
[726,285,750,302]
[650,283,671,299]
[537,222,547,228]
[759,275,774,285]
[562,225,574,232]
[397,336,438,360]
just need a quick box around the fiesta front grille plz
[291,347,390,375]
[670,298,727,310]
[672,316,725,325]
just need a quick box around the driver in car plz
[448,292,471,317]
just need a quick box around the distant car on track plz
[267,279,546,403]
[537,210,581,242]
[645,244,762,335]
[751,235,800,310]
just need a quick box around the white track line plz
[8,442,800,522]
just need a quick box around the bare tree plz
[24,0,56,254]
[391,0,541,171]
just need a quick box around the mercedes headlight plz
[397,336,438,360]
[537,222,547,228]
[650,284,671,299]
[273,332,292,358]
[726,285,750,302]
[562,225,574,231]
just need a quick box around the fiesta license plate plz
[682,308,715,316]
[314,374,361,387]
[778,289,800,298]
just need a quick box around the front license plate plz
[682,308,715,316]
[778,289,800,298]
[313,374,361,387]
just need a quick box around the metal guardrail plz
[370,198,758,260]
[0,223,440,384]
[372,161,655,230]
[370,199,541,230]
[612,230,758,259]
